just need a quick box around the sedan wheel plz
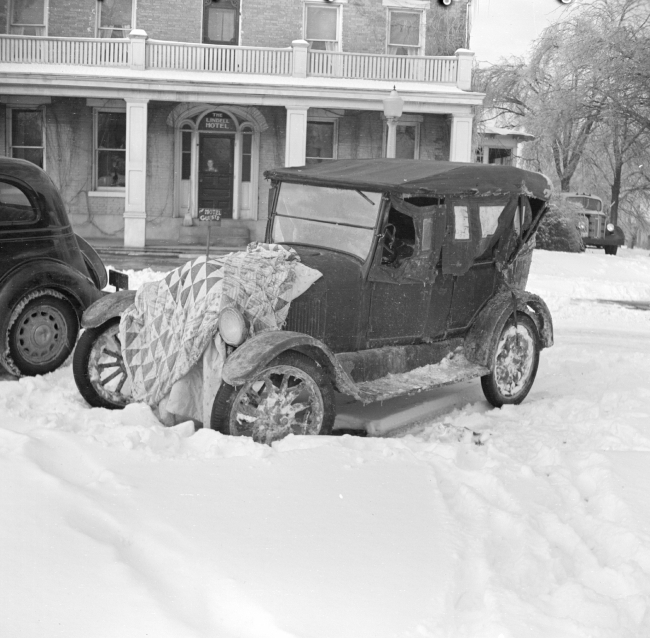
[211,351,335,444]
[481,314,540,407]
[72,318,132,409]
[8,293,78,376]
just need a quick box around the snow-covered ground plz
[2,248,650,638]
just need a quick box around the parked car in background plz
[561,192,625,255]
[74,159,554,444]
[0,157,107,377]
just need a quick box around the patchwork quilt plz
[119,243,306,408]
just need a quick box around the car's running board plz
[355,353,489,404]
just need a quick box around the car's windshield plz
[271,183,381,260]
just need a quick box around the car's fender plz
[221,330,362,399]
[0,260,102,322]
[75,234,108,290]
[464,290,554,369]
[81,289,137,328]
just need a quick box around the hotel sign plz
[199,111,235,131]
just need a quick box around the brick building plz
[0,0,483,247]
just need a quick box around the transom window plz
[9,109,44,168]
[9,0,47,36]
[305,3,340,51]
[387,10,424,56]
[95,110,126,189]
[97,0,135,39]
[306,120,337,164]
[203,0,240,45]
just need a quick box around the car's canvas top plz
[265,159,552,202]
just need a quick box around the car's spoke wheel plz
[211,351,335,444]
[8,293,78,376]
[481,314,540,407]
[73,318,132,409]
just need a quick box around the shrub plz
[535,200,584,253]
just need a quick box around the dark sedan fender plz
[464,290,554,369]
[0,259,103,324]
[80,289,137,328]
[221,330,363,400]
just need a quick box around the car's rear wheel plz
[7,292,78,376]
[73,318,132,409]
[210,351,335,444]
[481,314,540,407]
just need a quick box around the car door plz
[365,201,449,347]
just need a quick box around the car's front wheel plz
[604,245,618,256]
[72,318,132,409]
[210,351,335,444]
[481,314,540,407]
[7,291,79,376]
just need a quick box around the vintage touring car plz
[73,159,554,443]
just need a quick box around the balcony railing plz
[0,33,472,88]
[0,34,129,66]
[146,40,293,75]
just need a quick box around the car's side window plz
[0,179,38,225]
[381,208,416,268]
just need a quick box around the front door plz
[198,134,234,219]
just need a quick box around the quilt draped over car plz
[118,243,322,423]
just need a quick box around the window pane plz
[12,148,43,168]
[241,131,252,182]
[0,181,37,223]
[97,151,126,187]
[181,132,192,180]
[100,0,133,28]
[12,110,42,147]
[98,112,126,150]
[396,125,416,159]
[13,0,44,24]
[488,148,512,165]
[306,7,337,41]
[306,122,334,162]
[207,8,236,42]
[389,12,420,47]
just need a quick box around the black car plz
[0,157,107,376]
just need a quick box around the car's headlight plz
[606,223,615,233]
[218,307,248,346]
[578,222,586,230]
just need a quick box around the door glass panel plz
[198,135,234,218]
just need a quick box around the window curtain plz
[389,11,421,56]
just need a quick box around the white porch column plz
[124,98,149,247]
[449,113,473,163]
[285,106,309,167]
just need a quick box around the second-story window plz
[203,0,240,45]
[9,0,47,36]
[387,10,424,56]
[304,3,340,52]
[97,0,135,39]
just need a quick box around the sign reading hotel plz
[198,208,222,223]
[199,112,235,131]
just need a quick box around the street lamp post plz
[383,87,404,159]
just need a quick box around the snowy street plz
[2,249,650,638]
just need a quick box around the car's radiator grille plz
[285,298,323,336]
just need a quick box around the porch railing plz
[146,40,293,75]
[0,34,129,66]
[0,33,471,88]
[309,50,457,83]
